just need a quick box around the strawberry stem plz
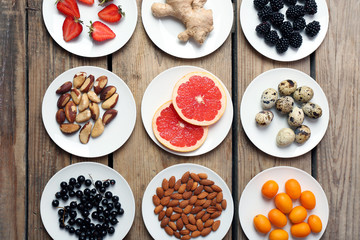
[118,5,125,17]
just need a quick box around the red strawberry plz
[98,0,112,6]
[62,16,83,42]
[88,21,116,42]
[56,0,80,18]
[78,0,94,5]
[98,4,125,23]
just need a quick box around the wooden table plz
[1,0,359,239]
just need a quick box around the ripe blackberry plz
[258,6,273,21]
[304,0,318,15]
[280,21,294,38]
[289,32,303,48]
[256,22,271,35]
[293,17,306,31]
[284,0,297,5]
[254,0,269,10]
[276,37,290,53]
[265,30,280,45]
[286,5,305,19]
[270,12,285,27]
[306,20,321,37]
[270,0,284,11]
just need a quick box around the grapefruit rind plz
[171,71,227,126]
[152,100,208,152]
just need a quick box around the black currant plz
[84,179,92,186]
[52,200,59,207]
[110,180,116,185]
[108,226,115,234]
[103,181,110,188]
[95,180,102,188]
[69,177,77,185]
[60,181,68,189]
[105,191,112,199]
[112,196,119,203]
[55,192,62,199]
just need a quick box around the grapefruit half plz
[152,101,208,152]
[172,72,227,126]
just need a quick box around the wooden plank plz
[236,1,311,238]
[26,0,108,238]
[315,0,360,239]
[0,0,26,239]
[112,1,233,238]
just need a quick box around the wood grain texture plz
[0,0,26,239]
[315,0,360,239]
[112,1,233,238]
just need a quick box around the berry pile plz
[254,0,321,54]
[52,175,124,239]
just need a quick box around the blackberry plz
[304,0,317,15]
[286,5,305,19]
[265,30,280,45]
[255,22,271,35]
[270,0,284,11]
[293,17,306,31]
[270,12,285,27]
[289,32,303,48]
[258,6,273,21]
[276,37,290,53]
[253,0,269,10]
[284,0,297,5]
[280,21,294,38]
[306,20,321,37]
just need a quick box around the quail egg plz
[276,96,294,114]
[278,79,297,96]
[288,107,305,127]
[255,110,274,126]
[293,86,314,103]
[302,102,323,119]
[295,125,311,144]
[261,88,278,109]
[276,128,295,147]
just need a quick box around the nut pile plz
[152,171,227,239]
[55,72,118,144]
[255,79,323,147]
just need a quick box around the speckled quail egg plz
[276,96,294,114]
[302,102,323,119]
[261,88,278,109]
[295,125,311,144]
[278,79,297,96]
[293,86,314,103]
[288,107,305,127]
[255,110,274,126]
[276,128,295,147]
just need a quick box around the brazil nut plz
[60,123,81,134]
[78,93,90,112]
[87,91,101,103]
[64,101,77,123]
[101,93,119,110]
[70,88,81,105]
[89,102,100,121]
[80,74,94,93]
[56,81,72,94]
[102,109,118,125]
[100,86,116,101]
[94,75,108,95]
[76,109,91,123]
[91,118,104,138]
[73,72,87,88]
[56,109,66,124]
[57,93,71,108]
[79,121,92,144]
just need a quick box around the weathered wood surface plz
[0,0,359,239]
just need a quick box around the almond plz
[76,109,91,123]
[56,109,66,124]
[91,118,105,138]
[216,203,222,211]
[191,231,201,238]
[181,234,191,240]
[80,74,94,93]
[216,192,223,203]
[181,171,190,183]
[191,182,198,191]
[79,121,92,144]
[186,179,194,191]
[78,93,89,112]
[174,231,181,239]
[173,207,183,213]
[168,200,179,207]
[64,101,77,123]
[153,195,161,206]
[162,178,169,191]
[87,91,101,103]
[210,211,221,219]
[100,86,116,101]
[204,186,214,193]
[166,207,173,217]
[198,173,208,179]
[188,214,196,225]
[174,179,181,191]
[200,227,211,236]
[158,210,165,221]
[102,93,119,109]
[179,200,189,209]
[212,220,220,231]
[180,229,190,235]
[181,213,189,225]
[176,218,184,230]
[207,192,218,200]
[154,205,164,215]
[221,199,227,210]
[207,206,217,214]
[182,191,193,200]
[160,217,170,228]
[70,88,81,105]
[73,72,86,88]
[183,205,193,214]
[170,214,181,221]
[190,173,200,182]
[185,224,197,232]
[89,102,100,121]
[156,187,164,199]
[202,213,211,222]
[200,179,214,186]
[193,185,204,195]
[211,198,217,206]
[195,199,206,206]
[164,226,173,236]
[94,75,108,94]
[189,196,197,205]
[160,196,171,206]
[195,210,206,220]
[197,192,208,199]
[178,184,186,194]
[169,221,177,231]
[202,200,211,208]
[56,81,72,94]
[60,123,80,134]
[171,193,183,200]
[164,188,174,197]
[190,206,202,214]
[196,219,204,231]
[169,176,176,188]
[57,93,71,108]
[204,219,214,228]
[211,185,222,192]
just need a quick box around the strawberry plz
[88,21,116,42]
[98,0,112,6]
[78,0,94,5]
[56,0,80,18]
[98,4,125,23]
[62,16,83,42]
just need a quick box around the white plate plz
[142,163,234,240]
[240,68,329,158]
[239,166,329,240]
[40,162,136,240]
[42,66,136,158]
[42,0,138,57]
[141,66,233,156]
[240,0,329,61]
[141,0,234,59]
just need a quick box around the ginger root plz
[151,0,214,44]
